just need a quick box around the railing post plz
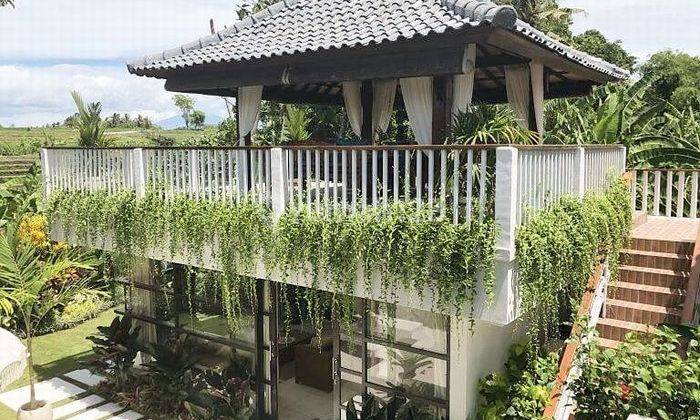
[189,150,200,199]
[270,148,288,220]
[132,148,147,198]
[480,146,518,325]
[40,148,51,198]
[495,146,518,260]
[574,147,585,198]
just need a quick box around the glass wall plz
[339,301,449,419]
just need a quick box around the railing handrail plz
[629,167,700,172]
[41,143,627,151]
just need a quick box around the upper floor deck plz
[41,144,626,324]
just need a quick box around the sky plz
[1,0,699,127]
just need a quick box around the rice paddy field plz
[0,126,218,156]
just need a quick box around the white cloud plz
[0,0,238,61]
[0,65,227,126]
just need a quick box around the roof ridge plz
[440,0,517,28]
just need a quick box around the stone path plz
[0,370,145,419]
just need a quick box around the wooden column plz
[360,80,374,143]
[432,75,453,144]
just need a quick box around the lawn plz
[0,308,118,418]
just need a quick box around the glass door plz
[270,284,339,420]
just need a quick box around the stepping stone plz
[0,378,84,412]
[53,394,105,419]
[67,402,123,420]
[64,369,106,387]
[112,410,144,420]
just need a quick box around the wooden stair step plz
[610,281,685,307]
[619,265,689,289]
[597,317,657,342]
[621,249,692,271]
[630,237,694,256]
[605,298,681,325]
[595,337,621,349]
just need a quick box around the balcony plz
[41,144,625,325]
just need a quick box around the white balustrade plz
[631,169,699,219]
[515,146,625,225]
[282,146,495,223]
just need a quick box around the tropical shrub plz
[344,392,436,420]
[56,288,112,328]
[477,342,559,420]
[448,105,536,145]
[85,315,141,388]
[570,326,700,420]
[71,90,108,147]
[0,219,95,410]
[516,178,632,351]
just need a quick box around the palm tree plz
[71,91,107,147]
[0,221,94,412]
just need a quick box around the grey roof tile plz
[126,0,628,80]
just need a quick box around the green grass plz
[0,308,117,417]
[0,126,219,153]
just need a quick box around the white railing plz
[630,169,699,219]
[143,148,271,203]
[515,146,626,225]
[285,146,494,224]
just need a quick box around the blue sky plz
[1,0,699,127]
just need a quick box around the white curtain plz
[400,77,433,145]
[504,65,531,129]
[342,81,363,138]
[372,79,397,139]
[452,44,477,116]
[529,61,545,136]
[237,85,263,145]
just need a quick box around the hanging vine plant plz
[515,177,632,354]
[46,190,497,333]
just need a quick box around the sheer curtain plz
[400,77,433,144]
[237,85,263,144]
[372,79,397,140]
[452,44,477,116]
[504,64,531,129]
[529,61,544,136]
[342,81,363,137]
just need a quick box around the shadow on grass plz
[32,350,94,384]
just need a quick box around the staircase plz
[596,226,695,348]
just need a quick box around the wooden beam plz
[476,53,530,68]
[432,75,453,144]
[361,81,374,142]
[165,46,471,93]
[162,30,493,94]
[473,80,595,104]
[262,85,343,105]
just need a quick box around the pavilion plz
[128,0,627,145]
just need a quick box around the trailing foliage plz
[46,190,497,333]
[571,326,700,420]
[515,178,631,352]
[477,342,559,419]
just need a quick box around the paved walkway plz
[0,369,144,419]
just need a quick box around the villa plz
[36,0,699,419]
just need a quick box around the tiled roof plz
[127,0,628,80]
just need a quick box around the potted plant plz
[0,219,94,419]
